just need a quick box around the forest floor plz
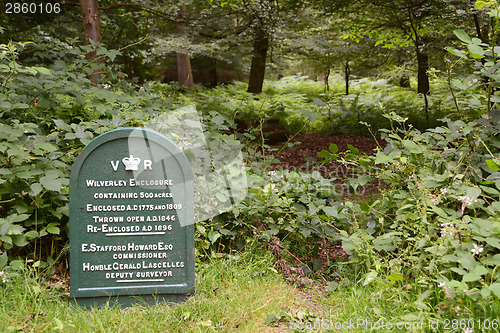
[268,133,386,200]
[269,133,383,173]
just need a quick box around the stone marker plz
[69,128,194,308]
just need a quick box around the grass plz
[0,245,306,333]
[3,245,499,332]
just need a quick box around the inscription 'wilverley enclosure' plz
[70,128,194,307]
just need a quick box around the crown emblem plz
[122,155,141,171]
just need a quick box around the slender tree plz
[246,0,304,93]
[176,4,194,87]
[80,0,103,81]
[80,0,102,54]
[247,22,269,93]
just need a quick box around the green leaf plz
[481,185,499,195]
[485,237,500,249]
[25,230,39,239]
[0,101,11,109]
[9,259,24,271]
[363,271,378,286]
[346,144,359,154]
[12,103,29,109]
[12,235,28,247]
[30,183,43,196]
[481,288,491,299]
[9,214,30,223]
[360,202,370,212]
[416,237,427,249]
[444,46,466,57]
[442,255,458,262]
[322,206,338,218]
[474,265,489,276]
[373,233,397,251]
[375,152,394,164]
[53,318,64,331]
[454,29,472,44]
[466,187,482,200]
[317,150,330,158]
[0,235,12,245]
[312,97,325,106]
[40,176,62,192]
[451,267,467,275]
[34,67,52,76]
[430,206,448,218]
[53,119,71,131]
[32,285,41,294]
[265,314,277,324]
[387,272,403,282]
[486,254,500,266]
[35,142,57,152]
[486,159,500,171]
[402,140,421,153]
[291,203,306,212]
[448,280,468,290]
[329,143,339,153]
[0,252,7,268]
[422,179,439,188]
[46,223,60,235]
[207,230,220,244]
[8,225,24,235]
[106,49,121,62]
[489,283,500,298]
[467,44,485,58]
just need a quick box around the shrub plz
[316,112,500,318]
[0,39,176,275]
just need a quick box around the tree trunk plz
[80,0,101,54]
[177,54,193,87]
[416,45,430,125]
[324,68,330,92]
[471,0,485,43]
[344,61,350,95]
[247,25,269,94]
[416,49,430,96]
[210,57,218,87]
[177,5,194,87]
[80,0,102,81]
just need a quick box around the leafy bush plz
[180,79,317,134]
[0,39,178,275]
[316,112,499,317]
[196,147,346,262]
[318,10,500,316]
[314,78,476,135]
[0,119,118,274]
[179,74,481,138]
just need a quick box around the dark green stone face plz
[69,128,194,308]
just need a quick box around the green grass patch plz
[0,247,306,332]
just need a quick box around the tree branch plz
[54,1,141,10]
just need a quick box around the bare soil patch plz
[268,133,384,177]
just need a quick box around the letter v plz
[111,160,120,171]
